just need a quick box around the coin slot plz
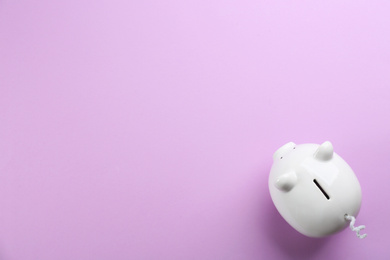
[313,179,329,200]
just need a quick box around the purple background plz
[1,1,389,259]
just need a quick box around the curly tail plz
[344,214,367,239]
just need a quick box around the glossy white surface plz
[269,141,362,237]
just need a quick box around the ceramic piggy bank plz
[269,141,363,237]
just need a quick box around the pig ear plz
[273,142,296,161]
[275,171,297,192]
[314,141,333,161]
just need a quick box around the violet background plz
[1,1,389,259]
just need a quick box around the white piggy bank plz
[269,141,362,237]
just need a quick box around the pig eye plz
[280,147,296,159]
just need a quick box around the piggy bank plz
[269,141,362,237]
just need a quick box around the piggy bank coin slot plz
[313,179,329,200]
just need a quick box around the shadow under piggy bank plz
[263,196,331,260]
